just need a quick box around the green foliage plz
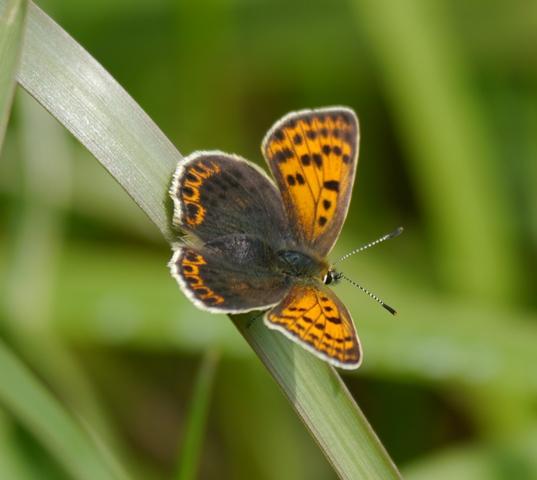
[12,3,401,478]
[1,0,536,479]
[0,340,127,480]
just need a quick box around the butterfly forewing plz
[262,107,359,256]
[170,151,289,246]
[265,283,362,369]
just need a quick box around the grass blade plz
[14,2,401,478]
[233,313,400,479]
[0,339,126,480]
[0,0,26,148]
[175,349,219,480]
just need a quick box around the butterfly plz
[169,107,364,369]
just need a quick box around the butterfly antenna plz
[334,226,404,265]
[337,273,397,316]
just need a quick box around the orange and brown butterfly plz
[169,107,362,369]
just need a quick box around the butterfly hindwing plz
[169,241,291,313]
[262,107,359,256]
[265,282,361,369]
[170,151,290,245]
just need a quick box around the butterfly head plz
[322,226,404,316]
[322,268,342,286]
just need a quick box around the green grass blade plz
[175,349,219,480]
[0,339,126,480]
[233,313,400,479]
[0,0,26,148]
[15,2,401,478]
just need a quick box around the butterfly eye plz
[323,272,333,285]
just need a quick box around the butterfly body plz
[169,107,362,369]
[275,250,330,288]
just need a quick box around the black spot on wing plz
[326,316,341,324]
[323,180,340,192]
[282,148,294,160]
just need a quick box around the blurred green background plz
[1,0,537,479]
